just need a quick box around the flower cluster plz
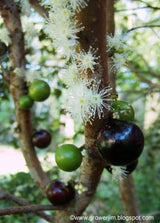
[42,0,112,125]
[107,34,130,71]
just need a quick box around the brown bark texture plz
[55,0,110,222]
[119,175,142,223]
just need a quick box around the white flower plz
[45,11,81,54]
[111,53,127,71]
[22,17,37,46]
[48,7,72,23]
[107,34,126,51]
[61,64,80,86]
[69,0,89,12]
[73,47,99,73]
[111,166,128,182]
[59,170,78,185]
[0,26,11,45]
[66,79,112,124]
[66,80,92,124]
[89,83,112,120]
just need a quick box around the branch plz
[134,70,160,79]
[0,205,62,216]
[0,188,54,222]
[0,0,50,194]
[119,175,141,223]
[127,62,153,85]
[115,6,160,12]
[74,0,109,215]
[132,0,160,10]
[29,0,49,18]
[127,25,160,33]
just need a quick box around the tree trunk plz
[55,0,110,222]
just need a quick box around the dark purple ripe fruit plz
[46,179,75,205]
[97,119,144,166]
[32,129,51,148]
[106,160,138,175]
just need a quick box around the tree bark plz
[55,1,110,222]
[119,176,142,223]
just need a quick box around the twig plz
[29,0,49,18]
[127,25,160,33]
[0,205,63,216]
[127,61,153,85]
[0,188,54,222]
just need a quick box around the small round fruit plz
[19,95,34,109]
[111,100,134,121]
[97,119,144,166]
[46,179,75,205]
[32,129,52,148]
[55,144,82,172]
[29,80,50,102]
[106,160,138,175]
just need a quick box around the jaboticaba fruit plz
[97,119,144,166]
[19,95,34,109]
[29,80,50,102]
[32,129,52,148]
[111,100,134,121]
[55,144,82,172]
[106,160,138,175]
[46,179,75,205]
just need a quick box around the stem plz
[75,0,109,214]
[0,187,53,222]
[0,205,62,216]
[0,0,49,194]
[119,175,142,223]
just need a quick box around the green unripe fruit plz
[111,100,134,121]
[55,144,82,172]
[29,80,50,102]
[19,95,34,109]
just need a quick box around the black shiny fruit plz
[46,179,75,205]
[97,119,144,166]
[32,129,52,148]
[106,160,138,175]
